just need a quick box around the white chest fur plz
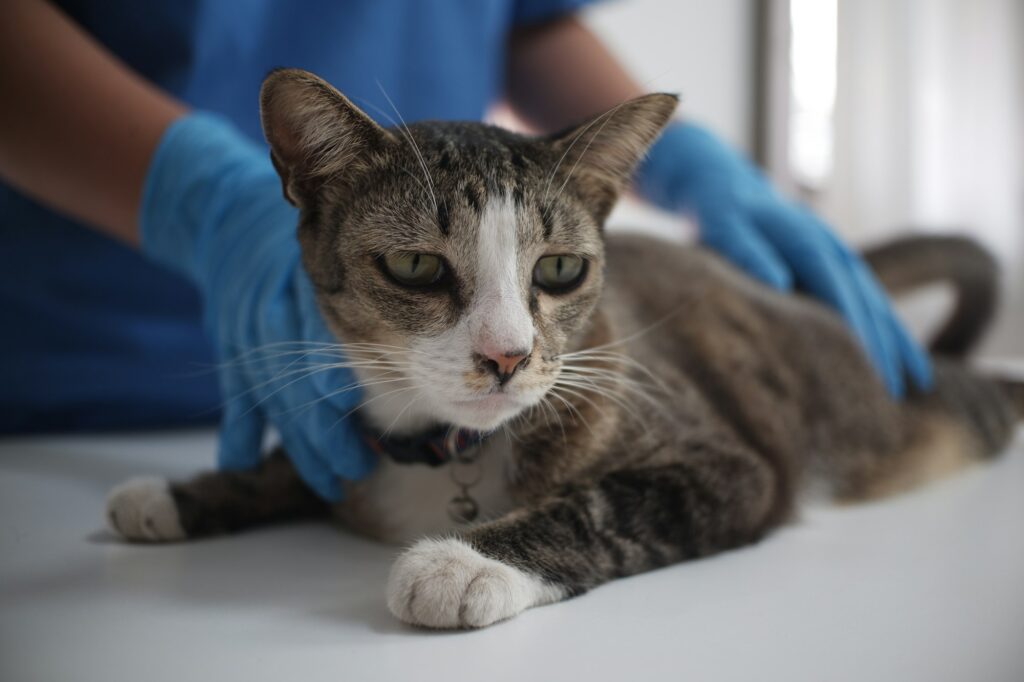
[338,432,517,544]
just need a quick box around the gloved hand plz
[635,121,932,397]
[140,112,376,500]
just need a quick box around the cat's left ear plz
[549,93,678,222]
[260,68,393,207]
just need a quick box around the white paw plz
[106,478,185,542]
[386,538,563,629]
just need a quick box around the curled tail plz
[863,235,999,357]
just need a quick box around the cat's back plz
[601,231,872,385]
[599,232,899,460]
[602,232,805,329]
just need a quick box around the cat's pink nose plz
[476,348,531,385]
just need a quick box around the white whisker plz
[552,377,645,426]
[546,386,593,436]
[375,81,438,216]
[381,392,422,438]
[548,99,632,210]
[285,375,413,417]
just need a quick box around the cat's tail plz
[863,234,999,357]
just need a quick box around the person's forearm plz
[505,16,645,133]
[0,0,186,245]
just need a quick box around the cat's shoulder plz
[604,232,760,298]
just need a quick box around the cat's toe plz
[106,477,185,542]
[386,538,562,629]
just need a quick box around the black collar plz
[357,415,490,467]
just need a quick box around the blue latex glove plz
[636,121,932,397]
[140,112,377,500]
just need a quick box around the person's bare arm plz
[505,15,644,133]
[0,0,186,245]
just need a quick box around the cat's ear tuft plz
[549,93,678,221]
[260,68,392,207]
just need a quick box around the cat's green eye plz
[533,254,586,292]
[382,252,446,287]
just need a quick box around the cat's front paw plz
[106,478,185,542]
[386,538,563,629]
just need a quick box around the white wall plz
[581,0,756,238]
[823,0,1023,250]
[582,0,756,151]
[586,0,1023,358]
[821,0,1024,356]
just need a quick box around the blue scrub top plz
[0,0,592,432]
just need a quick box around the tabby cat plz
[106,69,1023,629]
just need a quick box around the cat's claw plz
[386,538,563,629]
[106,478,185,542]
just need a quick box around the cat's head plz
[260,68,676,434]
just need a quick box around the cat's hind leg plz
[106,449,326,542]
[834,362,1021,501]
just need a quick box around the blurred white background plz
[3,8,1022,682]
[584,0,1023,358]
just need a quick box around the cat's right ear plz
[548,93,678,223]
[260,68,393,207]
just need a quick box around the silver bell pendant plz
[445,428,484,524]
[448,493,479,524]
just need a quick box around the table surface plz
[1,425,1023,682]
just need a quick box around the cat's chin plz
[443,393,531,432]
